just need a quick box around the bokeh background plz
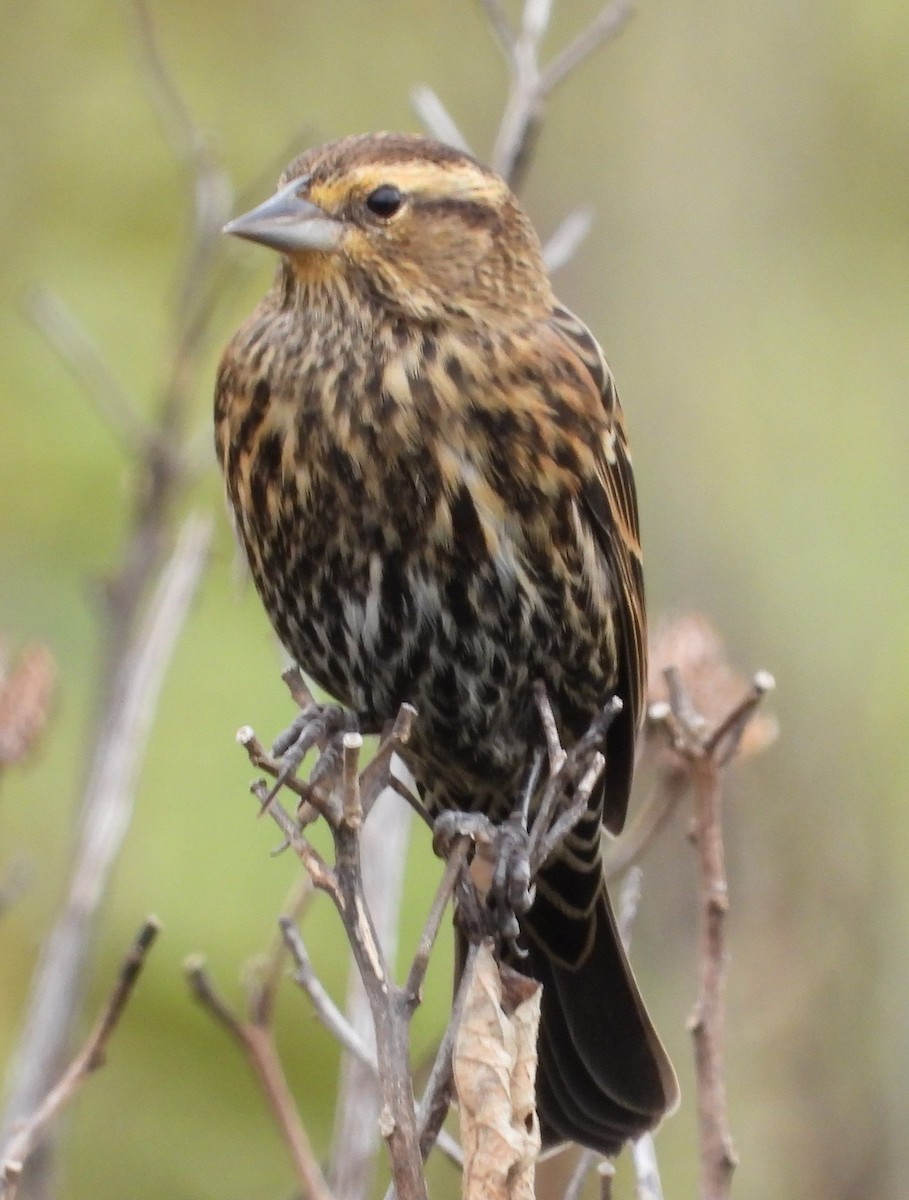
[1,1,907,1197]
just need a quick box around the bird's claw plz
[270,702,359,800]
[487,812,535,957]
[431,809,495,858]
[433,808,535,956]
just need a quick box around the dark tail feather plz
[454,867,678,1156]
[524,880,678,1154]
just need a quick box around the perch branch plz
[329,779,413,1200]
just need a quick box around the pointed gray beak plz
[223,177,343,254]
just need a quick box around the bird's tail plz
[522,865,679,1155]
[455,842,678,1156]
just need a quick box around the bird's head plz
[224,132,553,323]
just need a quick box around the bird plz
[215,131,678,1155]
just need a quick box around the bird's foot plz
[432,809,535,959]
[269,702,359,803]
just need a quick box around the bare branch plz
[478,0,518,64]
[413,942,480,1170]
[602,766,690,880]
[542,205,595,274]
[688,755,738,1200]
[485,0,633,190]
[1,515,211,1150]
[185,958,335,1200]
[403,838,470,1007]
[562,1148,598,1200]
[643,623,777,1199]
[283,919,377,1067]
[329,783,413,1200]
[131,0,233,338]
[283,918,464,1174]
[597,1159,616,1200]
[237,725,340,823]
[540,1,634,93]
[341,732,364,829]
[248,876,313,1028]
[0,919,159,1200]
[249,781,339,897]
[705,670,776,764]
[22,288,147,455]
[359,703,419,818]
[631,1133,666,1200]
[410,86,473,152]
[282,664,317,710]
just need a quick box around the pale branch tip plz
[409,85,473,153]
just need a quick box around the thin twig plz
[248,876,313,1027]
[132,0,233,341]
[185,959,334,1200]
[485,0,633,189]
[0,515,211,1149]
[542,205,595,274]
[478,0,518,63]
[688,756,738,1200]
[631,1133,665,1200]
[403,839,470,1006]
[603,766,690,880]
[651,663,766,1199]
[282,664,317,710]
[359,703,418,817]
[540,1,634,93]
[237,726,340,823]
[409,87,472,152]
[329,783,413,1200]
[705,670,775,764]
[561,1147,597,1200]
[0,920,160,1200]
[597,1159,616,1200]
[22,288,147,454]
[414,943,480,1179]
[249,781,339,897]
[341,732,364,829]
[283,918,464,1173]
[283,919,378,1067]
[331,823,427,1200]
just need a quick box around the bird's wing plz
[544,304,647,834]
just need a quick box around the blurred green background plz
[1,1,907,1197]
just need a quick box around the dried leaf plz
[454,942,541,1200]
[0,642,56,766]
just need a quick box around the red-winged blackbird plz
[215,132,678,1154]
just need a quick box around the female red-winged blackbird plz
[215,132,678,1154]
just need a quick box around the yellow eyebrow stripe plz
[312,160,504,208]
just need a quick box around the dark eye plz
[365,185,404,218]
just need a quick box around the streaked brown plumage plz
[215,132,677,1153]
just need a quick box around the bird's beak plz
[223,177,343,254]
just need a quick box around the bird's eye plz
[365,185,404,219]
